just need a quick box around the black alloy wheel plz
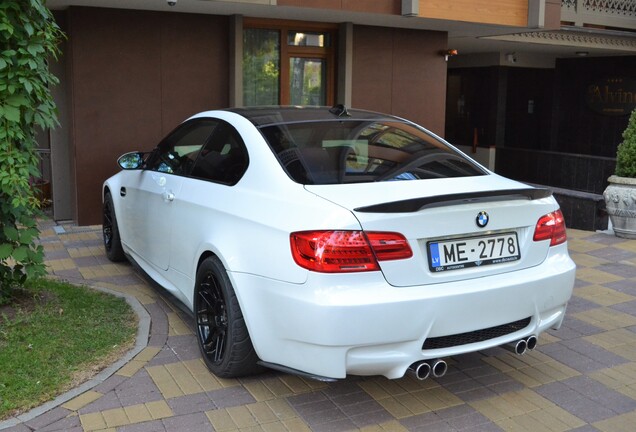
[193,256,261,377]
[102,192,125,262]
[196,270,228,364]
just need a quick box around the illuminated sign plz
[587,77,636,116]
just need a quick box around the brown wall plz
[351,26,447,136]
[66,7,229,225]
[278,0,400,14]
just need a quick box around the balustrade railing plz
[562,0,636,29]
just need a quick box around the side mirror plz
[117,152,144,170]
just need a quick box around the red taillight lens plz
[365,232,414,261]
[290,231,412,273]
[533,210,567,246]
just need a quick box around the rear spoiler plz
[354,188,553,213]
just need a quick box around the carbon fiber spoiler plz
[354,188,553,213]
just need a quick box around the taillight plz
[290,230,412,273]
[533,210,567,246]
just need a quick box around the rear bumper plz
[231,244,575,379]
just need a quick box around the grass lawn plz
[0,278,137,420]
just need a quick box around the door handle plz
[163,190,175,202]
[120,187,126,197]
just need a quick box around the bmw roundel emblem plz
[476,211,489,228]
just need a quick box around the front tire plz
[103,192,126,262]
[194,256,261,378]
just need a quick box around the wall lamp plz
[442,49,458,62]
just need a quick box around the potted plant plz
[604,108,636,238]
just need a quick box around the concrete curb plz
[0,281,151,431]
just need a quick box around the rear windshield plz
[260,120,486,184]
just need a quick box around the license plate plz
[428,232,520,272]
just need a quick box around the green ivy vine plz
[0,0,63,301]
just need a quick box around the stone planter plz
[603,175,636,239]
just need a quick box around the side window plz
[147,119,218,176]
[190,121,249,185]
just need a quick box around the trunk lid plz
[305,175,559,287]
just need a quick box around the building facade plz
[44,0,635,228]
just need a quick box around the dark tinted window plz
[190,121,249,185]
[260,120,486,184]
[147,119,218,176]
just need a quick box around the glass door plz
[289,57,327,106]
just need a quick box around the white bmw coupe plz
[103,106,576,381]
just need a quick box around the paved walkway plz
[2,222,636,432]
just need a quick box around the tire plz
[194,256,261,378]
[102,192,126,262]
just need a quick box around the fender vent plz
[422,317,531,350]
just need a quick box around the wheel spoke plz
[213,328,226,362]
[103,205,113,248]
[196,271,227,364]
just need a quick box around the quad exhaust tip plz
[408,359,447,381]
[431,359,447,378]
[505,335,538,356]
[408,361,431,381]
[526,335,538,351]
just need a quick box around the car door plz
[168,120,250,284]
[124,119,218,271]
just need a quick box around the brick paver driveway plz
[2,222,636,431]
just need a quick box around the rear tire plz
[102,192,126,262]
[194,256,261,378]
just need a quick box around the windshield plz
[260,120,486,185]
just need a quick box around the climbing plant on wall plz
[0,0,63,301]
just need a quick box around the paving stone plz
[398,411,439,429]
[605,279,636,295]
[598,263,636,278]
[1,424,34,432]
[349,407,395,428]
[92,374,128,394]
[117,419,167,432]
[305,409,352,429]
[536,375,636,423]
[167,392,215,416]
[553,316,605,340]
[486,379,525,395]
[445,410,492,430]
[147,332,169,347]
[611,299,636,315]
[569,426,602,432]
[24,407,71,430]
[542,341,628,373]
[115,370,164,407]
[310,418,358,432]
[144,303,169,336]
[460,423,504,432]
[207,385,256,409]
[574,278,594,288]
[562,295,602,314]
[587,247,636,262]
[581,234,625,245]
[9,226,633,432]
[451,386,498,402]
[287,391,329,407]
[164,335,201,361]
[161,412,213,431]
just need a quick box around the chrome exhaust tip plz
[504,339,528,355]
[431,359,448,378]
[526,335,538,351]
[408,361,431,381]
